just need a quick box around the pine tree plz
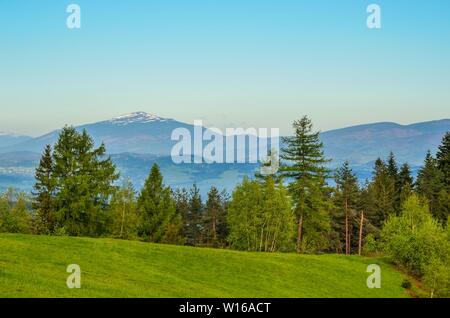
[279,116,331,253]
[203,187,228,247]
[32,144,56,234]
[334,161,360,255]
[137,164,182,244]
[52,126,119,236]
[174,188,191,244]
[398,163,414,207]
[387,152,401,213]
[218,189,230,244]
[436,132,450,188]
[387,152,399,181]
[367,158,396,227]
[188,184,203,245]
[434,132,450,223]
[416,151,445,221]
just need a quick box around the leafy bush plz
[0,189,32,234]
[362,234,378,256]
[401,279,412,289]
[423,258,450,298]
[381,194,450,297]
[227,177,295,252]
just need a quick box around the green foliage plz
[416,151,448,222]
[202,186,228,247]
[137,164,183,244]
[401,279,412,289]
[108,180,139,239]
[398,163,414,208]
[188,184,203,245]
[175,184,204,246]
[52,127,119,236]
[332,161,361,254]
[279,116,332,253]
[422,258,450,298]
[362,234,378,256]
[436,131,450,188]
[32,144,57,234]
[381,194,450,297]
[366,158,396,227]
[0,189,32,234]
[227,177,295,252]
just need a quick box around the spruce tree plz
[32,144,56,234]
[279,116,331,253]
[137,164,182,243]
[398,163,414,207]
[52,126,119,236]
[203,186,228,247]
[218,189,230,244]
[387,152,399,181]
[436,132,450,188]
[387,152,402,213]
[367,158,396,227]
[334,161,360,254]
[188,184,203,245]
[416,151,445,220]
[174,188,191,244]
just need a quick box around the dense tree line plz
[1,120,449,296]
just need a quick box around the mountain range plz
[0,112,449,194]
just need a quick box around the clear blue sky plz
[1,0,449,136]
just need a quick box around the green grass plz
[0,234,414,298]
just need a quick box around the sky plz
[0,0,449,137]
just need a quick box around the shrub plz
[401,279,412,289]
[381,194,450,297]
[227,177,295,252]
[362,234,378,256]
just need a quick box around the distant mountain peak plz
[109,112,169,125]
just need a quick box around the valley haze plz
[0,112,449,195]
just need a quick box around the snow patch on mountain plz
[109,112,169,125]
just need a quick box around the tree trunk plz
[358,211,364,256]
[296,214,303,253]
[345,198,349,255]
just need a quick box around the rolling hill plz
[0,113,448,193]
[0,234,417,298]
[321,119,450,166]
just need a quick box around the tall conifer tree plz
[279,116,331,253]
[137,164,182,243]
[33,144,56,233]
[334,161,360,254]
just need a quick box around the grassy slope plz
[0,234,412,298]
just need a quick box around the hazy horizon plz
[1,0,450,136]
[1,111,449,138]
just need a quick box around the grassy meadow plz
[0,234,420,298]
